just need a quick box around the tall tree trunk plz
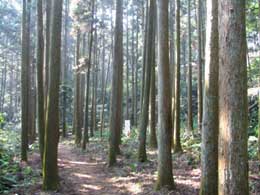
[1,57,7,113]
[135,14,139,126]
[149,16,157,149]
[61,0,69,138]
[140,0,149,110]
[197,0,203,131]
[100,32,105,138]
[21,0,30,161]
[90,29,97,137]
[258,0,260,160]
[91,28,98,137]
[138,0,155,162]
[44,0,51,111]
[200,0,218,194]
[29,62,36,144]
[170,0,175,131]
[218,1,249,194]
[42,0,63,190]
[100,50,111,138]
[155,0,174,190]
[173,0,182,153]
[108,0,123,166]
[258,90,260,160]
[125,11,129,120]
[43,0,62,190]
[71,58,77,135]
[74,30,82,145]
[131,18,136,127]
[0,54,6,113]
[9,64,14,121]
[80,74,85,131]
[82,0,95,150]
[187,0,193,132]
[36,0,45,160]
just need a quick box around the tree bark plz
[74,30,82,146]
[125,12,129,120]
[42,0,63,190]
[149,17,157,149]
[197,0,203,131]
[140,0,149,110]
[61,0,69,138]
[187,0,193,132]
[83,0,95,149]
[138,0,155,162]
[108,0,123,166]
[200,0,218,194]
[155,0,174,190]
[258,0,260,160]
[21,0,30,161]
[173,0,182,153]
[36,0,45,161]
[44,0,51,111]
[131,18,136,127]
[218,0,249,194]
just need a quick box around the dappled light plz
[73,173,92,179]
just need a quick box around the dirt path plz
[55,140,201,195]
[57,142,130,195]
[11,137,260,195]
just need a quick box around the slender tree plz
[200,0,218,194]
[218,0,249,194]
[36,0,45,160]
[61,0,70,138]
[82,0,95,150]
[42,0,63,190]
[44,0,51,109]
[170,0,175,131]
[187,0,193,132]
[149,19,157,148]
[155,0,174,190]
[21,0,30,161]
[140,0,149,110]
[90,27,98,137]
[74,29,82,146]
[149,14,157,149]
[173,0,182,153]
[138,0,155,162]
[131,16,137,127]
[197,0,203,131]
[258,0,260,160]
[134,13,139,127]
[108,0,123,166]
[125,10,130,120]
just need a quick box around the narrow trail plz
[13,138,210,195]
[56,140,153,195]
[55,139,201,195]
[57,142,127,195]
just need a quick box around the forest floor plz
[8,134,260,195]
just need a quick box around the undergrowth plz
[0,125,39,194]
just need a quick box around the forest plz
[0,0,260,194]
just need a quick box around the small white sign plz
[124,120,131,136]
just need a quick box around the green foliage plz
[0,128,39,194]
[248,57,260,88]
[0,128,20,193]
[0,113,4,126]
[248,136,258,160]
[59,84,74,126]
[248,107,259,136]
